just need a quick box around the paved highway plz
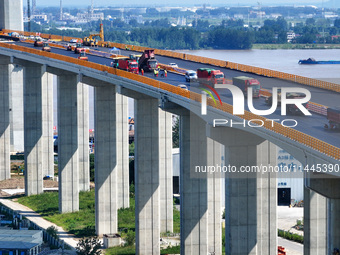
[12,41,340,149]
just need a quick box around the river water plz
[178,49,340,82]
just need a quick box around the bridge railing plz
[0,41,339,160]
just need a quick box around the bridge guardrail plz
[0,41,339,160]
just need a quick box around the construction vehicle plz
[74,43,85,54]
[285,93,309,115]
[129,54,142,62]
[197,68,225,86]
[324,107,340,129]
[138,49,158,72]
[42,42,51,52]
[266,90,309,114]
[78,50,88,61]
[34,39,44,47]
[118,59,139,74]
[233,76,261,98]
[83,21,104,47]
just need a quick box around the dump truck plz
[285,93,309,115]
[197,68,225,86]
[325,107,340,129]
[138,49,158,72]
[118,59,139,74]
[232,76,261,98]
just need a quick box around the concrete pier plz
[57,74,79,213]
[207,126,276,255]
[159,110,173,233]
[180,113,208,254]
[207,139,222,255]
[23,63,45,196]
[304,188,327,255]
[116,94,129,209]
[0,0,24,31]
[0,56,11,181]
[42,73,54,178]
[78,83,89,192]
[9,64,24,153]
[135,98,160,255]
[94,85,119,236]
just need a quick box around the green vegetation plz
[172,116,179,148]
[278,229,304,244]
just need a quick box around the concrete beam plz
[78,83,89,192]
[0,56,11,181]
[23,62,44,196]
[57,74,79,213]
[180,112,208,254]
[135,97,160,255]
[94,85,118,236]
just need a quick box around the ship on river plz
[298,58,340,64]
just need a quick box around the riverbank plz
[252,43,340,49]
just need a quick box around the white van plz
[185,70,197,82]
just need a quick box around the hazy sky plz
[29,0,332,8]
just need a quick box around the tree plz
[76,237,102,255]
[305,18,315,26]
[172,115,179,148]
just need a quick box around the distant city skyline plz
[25,0,337,8]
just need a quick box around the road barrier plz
[0,40,339,160]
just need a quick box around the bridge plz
[0,1,340,254]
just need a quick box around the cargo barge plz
[298,58,340,64]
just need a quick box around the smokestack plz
[27,0,31,31]
[60,0,63,20]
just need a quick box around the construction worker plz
[164,69,167,77]
[141,69,144,76]
[154,69,158,77]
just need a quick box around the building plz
[0,230,43,255]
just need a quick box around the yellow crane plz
[83,20,104,47]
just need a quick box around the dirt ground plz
[0,175,59,197]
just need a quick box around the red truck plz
[325,107,340,129]
[138,49,158,72]
[232,76,261,98]
[118,59,139,74]
[197,68,225,86]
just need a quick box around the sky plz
[27,0,337,8]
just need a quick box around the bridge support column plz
[0,56,11,181]
[57,74,79,213]
[9,64,24,153]
[42,73,54,178]
[160,110,173,233]
[78,83,89,192]
[207,139,222,255]
[207,126,276,255]
[94,85,118,236]
[329,199,340,253]
[180,113,208,254]
[304,188,327,255]
[24,63,45,196]
[117,94,129,209]
[135,98,160,255]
